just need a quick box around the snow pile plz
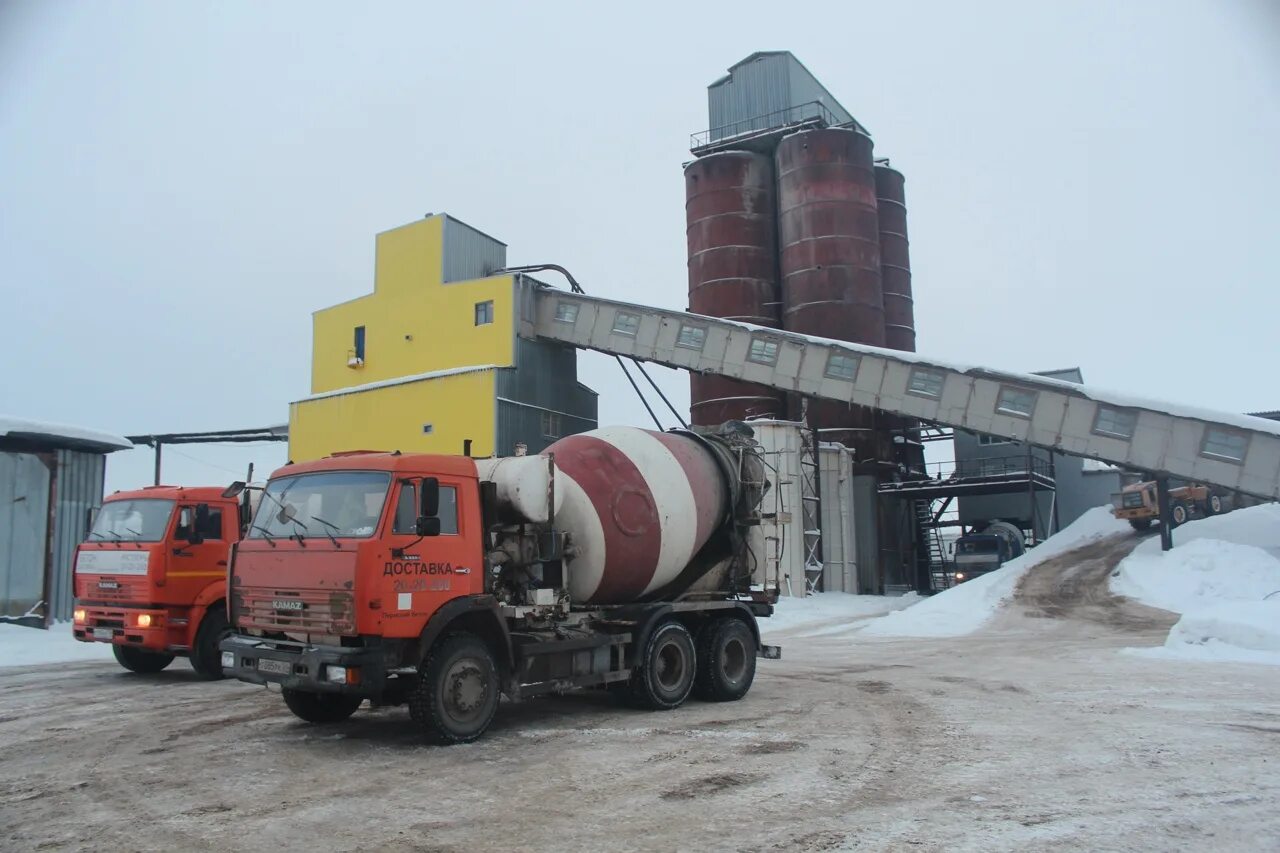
[1112,504,1280,665]
[863,506,1128,638]
[0,623,114,668]
[760,592,919,638]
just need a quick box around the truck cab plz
[951,522,1026,584]
[221,433,775,744]
[72,485,243,677]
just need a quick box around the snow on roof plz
[293,365,498,404]
[667,306,1280,440]
[0,415,132,452]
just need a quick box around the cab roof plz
[106,485,233,502]
[268,452,480,481]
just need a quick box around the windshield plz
[250,471,392,540]
[90,499,175,542]
[957,539,999,555]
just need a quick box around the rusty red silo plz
[685,151,786,426]
[776,127,884,453]
[874,163,916,352]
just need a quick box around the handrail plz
[690,100,847,150]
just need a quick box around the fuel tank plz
[478,425,763,605]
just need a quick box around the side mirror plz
[420,477,440,518]
[222,481,246,499]
[415,516,442,537]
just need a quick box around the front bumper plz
[219,633,386,697]
[73,605,175,652]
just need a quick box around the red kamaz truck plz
[220,424,779,744]
[72,484,251,677]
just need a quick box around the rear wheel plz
[1205,495,1222,516]
[189,604,231,680]
[1170,502,1189,526]
[629,620,695,710]
[409,633,499,744]
[693,617,756,702]
[282,688,363,724]
[1128,517,1153,531]
[112,645,174,674]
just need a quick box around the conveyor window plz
[1201,427,1248,463]
[748,338,779,365]
[676,324,707,350]
[907,368,945,399]
[475,301,494,326]
[996,386,1038,419]
[555,302,579,323]
[612,312,640,336]
[825,353,859,380]
[1093,406,1137,440]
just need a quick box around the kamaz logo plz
[271,599,305,611]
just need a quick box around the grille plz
[234,586,356,635]
[77,576,147,602]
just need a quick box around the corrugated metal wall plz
[0,449,105,623]
[494,337,597,455]
[49,449,106,622]
[708,52,854,141]
[442,216,507,284]
[0,451,51,619]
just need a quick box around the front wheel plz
[1169,502,1189,526]
[1128,517,1153,531]
[112,645,174,674]
[693,617,756,702]
[1204,495,1222,516]
[112,645,172,671]
[629,619,696,710]
[408,633,499,744]
[282,689,363,724]
[189,605,231,680]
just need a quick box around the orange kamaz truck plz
[220,424,779,744]
[72,484,252,677]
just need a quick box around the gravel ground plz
[3,534,1278,852]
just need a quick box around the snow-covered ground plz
[760,591,918,638]
[1111,504,1280,665]
[0,622,113,668]
[863,506,1129,638]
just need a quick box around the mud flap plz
[758,644,782,660]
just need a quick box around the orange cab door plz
[171,502,231,588]
[376,478,480,638]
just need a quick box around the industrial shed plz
[0,416,131,625]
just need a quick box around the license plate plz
[257,658,292,675]
[92,628,113,641]
[98,581,119,590]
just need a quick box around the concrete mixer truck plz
[219,423,778,743]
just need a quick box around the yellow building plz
[288,214,597,462]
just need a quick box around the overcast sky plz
[3,1,1278,492]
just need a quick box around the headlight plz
[324,665,360,685]
[73,608,87,623]
[954,572,966,581]
[135,613,153,629]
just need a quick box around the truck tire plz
[112,645,174,674]
[629,619,695,711]
[1205,495,1222,516]
[189,604,231,680]
[1128,518,1152,531]
[282,688,363,724]
[693,617,756,702]
[409,632,499,744]
[1170,502,1189,526]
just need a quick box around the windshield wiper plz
[310,515,341,547]
[252,525,278,547]
[286,518,308,547]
